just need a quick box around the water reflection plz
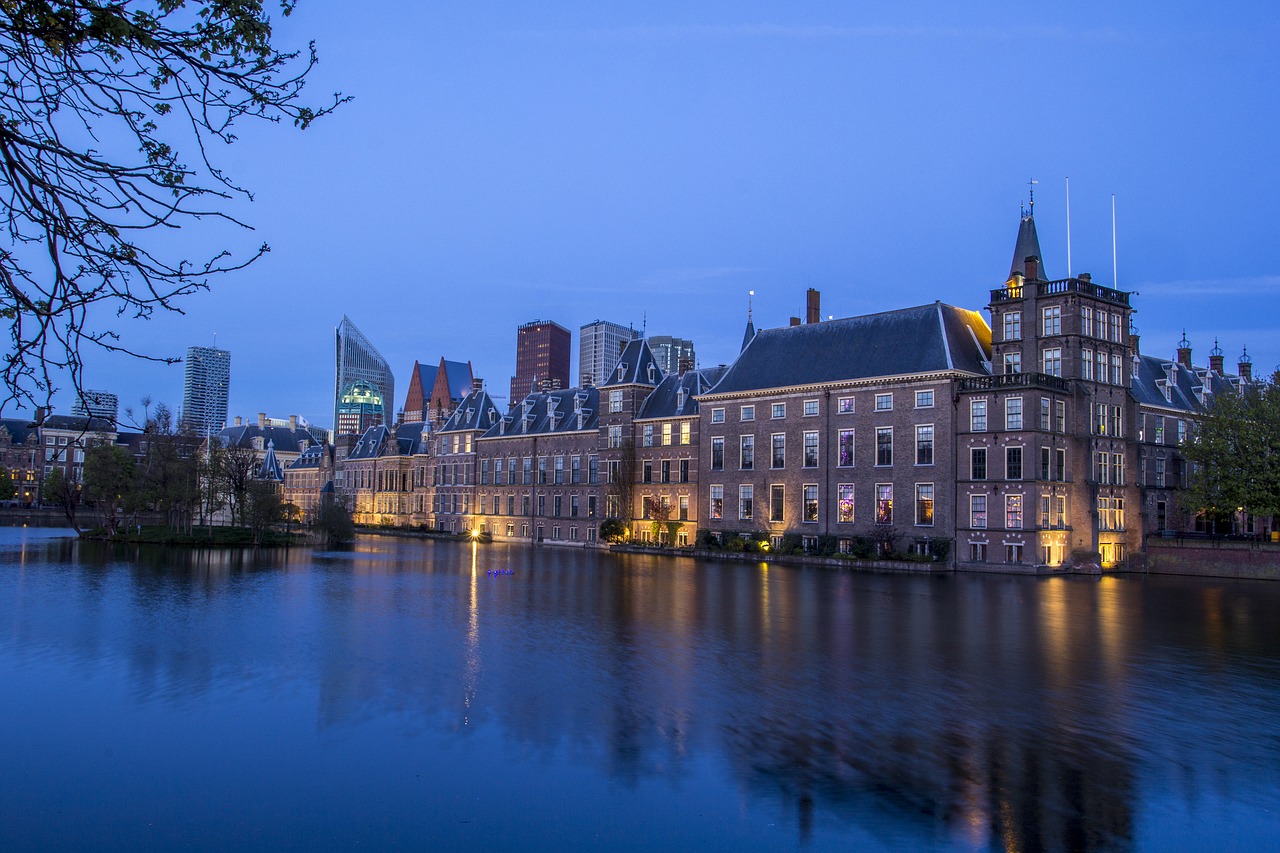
[1,531,1277,850]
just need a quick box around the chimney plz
[790,316,801,327]
[472,377,484,391]
[1129,333,1140,356]
[234,415,243,427]
[1176,332,1192,369]
[1238,349,1253,382]
[1024,256,1040,280]
[288,415,297,430]
[1209,340,1224,375]
[1078,272,1091,283]
[580,373,593,389]
[806,288,821,324]
[257,412,267,428]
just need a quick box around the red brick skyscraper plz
[510,320,571,402]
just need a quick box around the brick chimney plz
[1238,349,1253,382]
[257,412,267,428]
[288,414,297,430]
[234,415,243,427]
[789,316,801,327]
[806,288,821,324]
[1078,272,1091,283]
[1208,340,1225,375]
[1024,256,1040,280]
[1176,332,1192,369]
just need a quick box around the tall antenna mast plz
[1111,193,1118,288]
[1065,177,1072,278]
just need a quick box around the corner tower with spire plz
[958,188,1141,570]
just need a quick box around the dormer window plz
[646,364,655,383]
[617,363,627,381]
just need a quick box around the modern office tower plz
[334,316,394,436]
[335,381,385,438]
[647,335,696,376]
[70,390,119,422]
[181,346,231,435]
[509,320,571,402]
[578,320,638,388]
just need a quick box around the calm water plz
[1,528,1278,851]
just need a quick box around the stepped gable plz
[707,302,991,396]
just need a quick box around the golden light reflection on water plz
[1203,586,1225,653]
[1040,577,1070,684]
[1096,576,1126,677]
[463,540,479,726]
[759,563,770,641]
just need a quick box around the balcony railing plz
[959,372,1072,394]
[990,277,1130,306]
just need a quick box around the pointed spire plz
[741,290,756,353]
[1009,201,1047,281]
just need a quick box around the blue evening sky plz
[50,1,1280,428]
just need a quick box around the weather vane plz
[1027,178,1038,212]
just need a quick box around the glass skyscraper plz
[334,316,394,436]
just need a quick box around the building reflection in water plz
[2,531,1278,850]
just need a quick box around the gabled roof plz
[287,443,331,470]
[637,366,730,420]
[1130,353,1241,413]
[439,389,502,433]
[705,303,991,397]
[218,423,319,455]
[0,418,38,445]
[601,338,663,387]
[484,387,599,439]
[348,421,430,460]
[441,360,474,402]
[347,424,390,461]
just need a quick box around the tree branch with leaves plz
[0,1,347,414]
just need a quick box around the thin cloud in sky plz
[1136,274,1280,298]
[505,23,1124,45]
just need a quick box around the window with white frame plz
[838,484,854,523]
[915,425,933,465]
[915,390,934,408]
[1042,347,1062,377]
[771,403,786,419]
[970,494,987,528]
[875,393,892,411]
[915,484,934,526]
[1042,305,1061,336]
[1006,397,1023,430]
[838,397,855,414]
[803,399,819,416]
[739,485,753,521]
[971,400,987,432]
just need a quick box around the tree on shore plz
[82,443,137,535]
[0,1,346,415]
[1182,373,1280,530]
[316,493,354,546]
[0,469,14,502]
[42,467,80,532]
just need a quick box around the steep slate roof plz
[484,387,599,438]
[258,440,284,482]
[705,303,992,397]
[601,338,663,387]
[1010,211,1047,280]
[218,423,320,454]
[439,389,502,433]
[348,422,431,460]
[441,360,474,402]
[0,418,38,444]
[42,414,116,433]
[1129,353,1241,413]
[287,443,330,470]
[637,365,730,420]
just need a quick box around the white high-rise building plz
[70,389,119,422]
[579,319,637,387]
[182,346,231,435]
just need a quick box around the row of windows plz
[968,494,1070,530]
[708,390,936,424]
[1001,306,1124,343]
[710,426,936,470]
[969,446,1068,482]
[640,422,692,446]
[708,483,935,526]
[969,398,1068,433]
[439,492,601,519]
